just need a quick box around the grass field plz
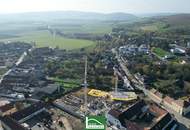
[139,22,167,32]
[140,25,158,31]
[152,47,170,57]
[0,31,95,50]
[49,77,80,91]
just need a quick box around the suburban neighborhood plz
[0,1,190,130]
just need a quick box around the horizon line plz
[0,10,189,15]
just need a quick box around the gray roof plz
[38,84,59,94]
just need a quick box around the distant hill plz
[0,11,138,22]
[134,14,190,31]
[114,13,190,35]
[159,14,190,26]
[136,13,177,18]
[104,12,138,21]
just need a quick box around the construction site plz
[53,56,139,121]
[44,55,176,130]
[54,87,138,117]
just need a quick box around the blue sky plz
[0,0,189,14]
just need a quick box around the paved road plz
[114,67,134,90]
[112,48,139,84]
[0,69,12,83]
[0,48,31,84]
[15,51,27,66]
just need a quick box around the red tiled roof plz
[149,104,167,117]
[163,96,174,104]
[125,120,143,130]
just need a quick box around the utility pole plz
[114,70,118,93]
[84,56,88,113]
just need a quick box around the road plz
[113,67,134,90]
[15,51,27,66]
[0,69,12,83]
[112,48,140,85]
[0,46,34,85]
[163,105,190,129]
[112,48,190,129]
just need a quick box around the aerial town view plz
[0,0,190,130]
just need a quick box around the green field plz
[152,47,170,57]
[49,77,80,91]
[139,22,167,32]
[0,31,95,50]
[140,25,158,31]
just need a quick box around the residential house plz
[106,100,178,130]
[106,109,143,130]
[119,44,150,56]
[148,88,190,116]
[128,45,138,54]
[106,100,147,130]
[163,96,190,115]
[173,99,190,115]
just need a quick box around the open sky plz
[0,0,190,14]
